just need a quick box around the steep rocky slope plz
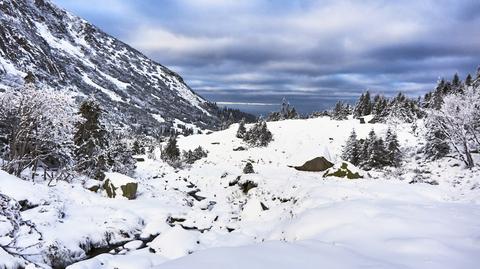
[0,0,220,134]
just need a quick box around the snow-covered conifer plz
[74,98,109,180]
[162,136,180,163]
[341,129,360,165]
[236,118,247,138]
[385,128,401,167]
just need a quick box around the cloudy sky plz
[53,0,480,111]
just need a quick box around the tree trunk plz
[464,141,474,168]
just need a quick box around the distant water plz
[209,96,356,117]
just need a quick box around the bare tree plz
[427,85,480,168]
[0,84,78,178]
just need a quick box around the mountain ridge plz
[0,0,221,135]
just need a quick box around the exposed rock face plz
[0,0,221,135]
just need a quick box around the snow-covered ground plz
[1,117,479,269]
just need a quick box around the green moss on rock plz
[121,183,138,200]
[323,163,362,179]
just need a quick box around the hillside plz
[1,116,479,268]
[0,0,220,133]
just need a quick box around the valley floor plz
[1,117,480,269]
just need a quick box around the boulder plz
[323,162,363,179]
[292,157,334,172]
[103,172,138,200]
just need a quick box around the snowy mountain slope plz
[1,117,479,268]
[0,0,219,133]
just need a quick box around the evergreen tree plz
[341,129,360,165]
[385,128,401,167]
[236,118,247,138]
[107,133,136,176]
[353,91,372,117]
[162,136,180,162]
[430,79,446,109]
[423,120,450,160]
[74,99,109,180]
[332,101,349,120]
[369,138,388,168]
[359,129,388,169]
[132,139,145,155]
[353,93,365,118]
[243,162,254,174]
[465,74,473,87]
[268,97,299,121]
[183,146,208,164]
[451,73,463,94]
[243,121,273,147]
[362,91,372,116]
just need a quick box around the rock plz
[103,173,138,199]
[291,157,334,172]
[323,162,363,179]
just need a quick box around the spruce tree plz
[362,91,372,116]
[243,121,273,147]
[162,136,180,162]
[332,101,349,120]
[424,120,450,160]
[107,133,136,176]
[353,93,365,118]
[465,74,473,87]
[385,128,401,167]
[369,138,388,168]
[341,129,360,165]
[74,99,109,180]
[236,118,247,138]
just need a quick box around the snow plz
[0,56,26,77]
[154,66,210,115]
[1,117,480,269]
[105,172,137,186]
[99,71,130,90]
[83,74,124,102]
[151,113,166,123]
[34,22,84,58]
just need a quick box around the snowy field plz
[1,117,480,268]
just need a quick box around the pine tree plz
[341,129,360,165]
[162,136,180,162]
[451,73,463,94]
[132,140,144,155]
[423,119,450,160]
[243,162,254,174]
[430,79,445,109]
[332,101,349,120]
[360,129,388,169]
[385,128,401,167]
[353,91,372,118]
[74,99,109,180]
[369,138,388,168]
[353,93,365,118]
[362,91,372,116]
[243,121,273,147]
[236,118,247,138]
[107,133,136,176]
[465,74,473,87]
